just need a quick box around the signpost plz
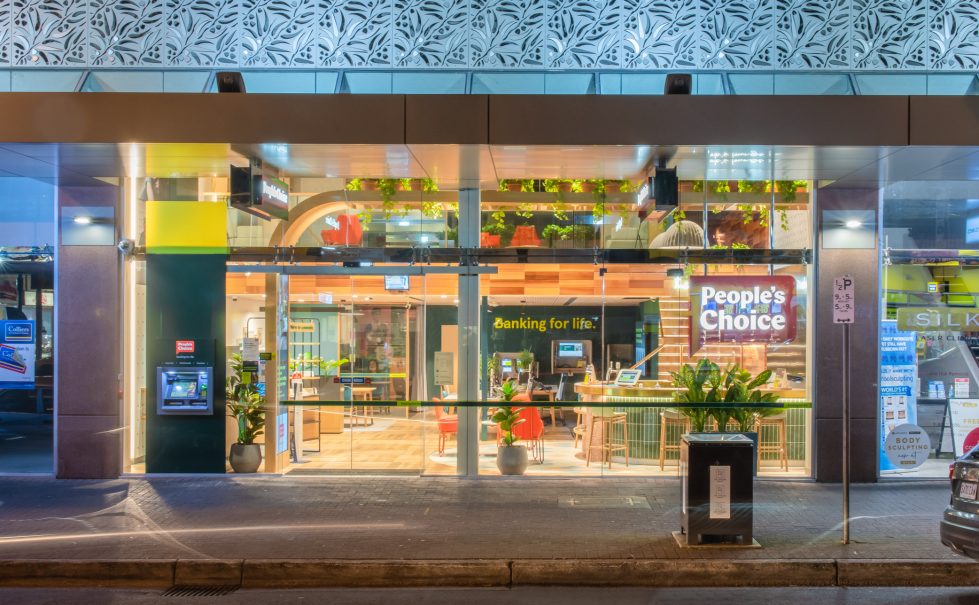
[833,274,854,544]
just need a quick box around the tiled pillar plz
[56,187,121,479]
[814,187,880,483]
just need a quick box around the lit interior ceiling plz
[0,143,977,189]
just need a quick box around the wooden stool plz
[755,414,789,471]
[572,407,587,447]
[659,409,690,470]
[585,412,629,468]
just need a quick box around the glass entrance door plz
[282,270,460,475]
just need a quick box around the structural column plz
[814,186,880,482]
[55,184,122,479]
[456,188,481,477]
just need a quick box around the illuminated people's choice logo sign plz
[690,276,797,346]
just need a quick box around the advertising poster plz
[0,320,35,389]
[879,320,918,472]
[948,399,979,456]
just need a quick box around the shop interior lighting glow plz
[845,220,863,229]
[73,216,93,225]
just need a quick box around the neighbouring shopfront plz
[881,182,979,478]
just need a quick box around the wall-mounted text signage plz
[257,176,289,220]
[289,320,316,333]
[897,307,979,332]
[689,276,796,347]
[492,316,597,332]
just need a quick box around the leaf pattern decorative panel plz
[547,0,622,68]
[930,0,979,69]
[392,0,468,67]
[242,0,316,66]
[12,0,88,65]
[4,0,979,71]
[319,0,392,67]
[470,0,544,67]
[776,0,849,68]
[700,0,774,68]
[623,0,699,69]
[852,0,927,68]
[89,0,166,66]
[166,0,239,66]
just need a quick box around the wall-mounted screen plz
[384,275,410,291]
[557,342,584,357]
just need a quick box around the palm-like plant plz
[669,359,721,431]
[670,360,779,432]
[226,353,266,445]
[491,380,525,446]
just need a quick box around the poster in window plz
[0,320,35,389]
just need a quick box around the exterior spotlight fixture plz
[216,71,246,93]
[73,215,93,225]
[664,73,692,95]
[845,220,863,229]
[666,267,685,279]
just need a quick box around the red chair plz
[509,225,541,247]
[321,214,364,246]
[433,399,457,456]
[496,396,545,463]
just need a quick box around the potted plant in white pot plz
[226,353,266,473]
[492,380,528,475]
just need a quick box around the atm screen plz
[557,342,584,357]
[169,380,198,398]
[501,359,514,373]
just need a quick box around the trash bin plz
[680,433,754,546]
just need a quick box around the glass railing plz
[2,69,976,96]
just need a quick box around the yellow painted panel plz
[146,200,227,254]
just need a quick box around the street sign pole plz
[833,274,855,545]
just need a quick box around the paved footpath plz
[0,476,974,588]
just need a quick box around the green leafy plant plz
[517,350,534,372]
[775,180,806,202]
[345,178,364,191]
[422,201,444,219]
[491,380,525,446]
[226,353,266,445]
[670,359,780,434]
[515,202,535,221]
[499,179,534,192]
[542,224,574,241]
[421,178,439,193]
[669,359,720,432]
[377,178,399,218]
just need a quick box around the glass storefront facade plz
[120,166,814,478]
[881,182,979,478]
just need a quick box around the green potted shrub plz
[226,353,266,473]
[491,380,527,475]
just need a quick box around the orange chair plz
[496,397,545,463]
[480,232,501,248]
[509,225,541,247]
[433,399,457,456]
[321,214,364,246]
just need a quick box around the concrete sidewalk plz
[0,476,974,588]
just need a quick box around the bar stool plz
[659,409,690,470]
[572,407,587,447]
[585,412,629,468]
[755,413,789,471]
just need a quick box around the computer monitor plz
[551,340,592,373]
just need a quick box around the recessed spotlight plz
[845,220,862,229]
[73,216,93,225]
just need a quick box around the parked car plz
[941,445,979,560]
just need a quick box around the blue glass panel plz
[0,72,10,93]
[341,72,394,94]
[163,72,211,93]
[81,71,164,92]
[773,74,853,95]
[854,74,927,95]
[471,73,545,94]
[598,73,622,94]
[315,72,340,93]
[241,72,317,94]
[544,73,594,94]
[694,74,726,95]
[0,178,55,247]
[11,71,85,92]
[926,74,979,96]
[620,73,667,95]
[393,72,466,94]
[727,74,774,94]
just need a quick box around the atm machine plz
[156,366,213,414]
